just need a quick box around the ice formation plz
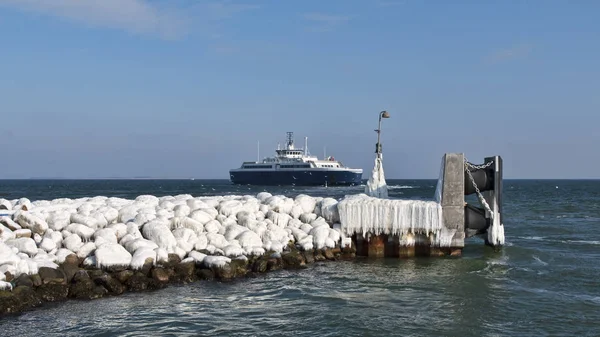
[365,156,388,198]
[337,194,453,246]
[0,192,352,286]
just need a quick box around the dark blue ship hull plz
[229,170,362,186]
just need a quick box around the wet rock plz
[69,279,96,299]
[15,274,34,288]
[38,267,66,285]
[69,272,105,300]
[323,249,336,261]
[196,269,214,281]
[252,257,269,273]
[282,250,306,269]
[36,283,69,302]
[4,272,14,283]
[126,272,151,292]
[113,270,134,284]
[140,258,154,276]
[60,263,80,283]
[174,262,196,283]
[340,246,356,259]
[73,270,91,283]
[302,251,315,264]
[212,264,234,280]
[30,274,42,287]
[0,286,42,314]
[314,250,326,262]
[158,254,181,269]
[267,257,282,272]
[230,258,248,278]
[151,268,170,285]
[94,273,125,295]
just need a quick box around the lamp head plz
[381,111,390,118]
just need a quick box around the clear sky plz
[0,0,598,179]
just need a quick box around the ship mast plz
[304,137,308,156]
[286,131,294,149]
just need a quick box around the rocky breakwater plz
[0,193,356,315]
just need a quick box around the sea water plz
[0,179,599,336]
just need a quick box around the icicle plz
[365,155,388,199]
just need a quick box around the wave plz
[387,185,418,190]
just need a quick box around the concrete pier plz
[341,152,504,258]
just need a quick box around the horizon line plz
[1,177,600,181]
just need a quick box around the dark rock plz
[30,274,42,287]
[126,272,151,292]
[104,264,128,273]
[197,269,214,281]
[73,270,91,283]
[323,249,336,261]
[36,283,69,302]
[330,247,342,256]
[158,254,181,269]
[94,285,109,297]
[340,246,357,260]
[15,274,33,288]
[87,269,104,280]
[282,251,306,269]
[230,258,248,278]
[93,273,126,295]
[302,251,315,264]
[252,257,269,273]
[174,262,196,283]
[0,286,42,314]
[38,267,67,285]
[60,263,80,283]
[69,279,95,299]
[267,258,282,272]
[140,258,154,276]
[314,250,326,262]
[216,265,235,280]
[4,272,14,283]
[64,254,79,266]
[151,268,170,285]
[113,270,134,284]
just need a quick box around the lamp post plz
[375,110,390,159]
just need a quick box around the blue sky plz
[0,0,598,179]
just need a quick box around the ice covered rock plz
[5,238,37,256]
[14,211,48,235]
[142,220,177,252]
[130,247,156,270]
[203,255,231,268]
[95,243,132,270]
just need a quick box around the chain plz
[464,158,494,219]
[465,158,495,170]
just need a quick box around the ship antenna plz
[257,140,260,162]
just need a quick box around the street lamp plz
[375,110,390,158]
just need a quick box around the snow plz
[130,248,156,270]
[95,243,132,269]
[365,156,388,199]
[0,189,489,286]
[203,255,231,268]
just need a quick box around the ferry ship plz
[229,132,363,186]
